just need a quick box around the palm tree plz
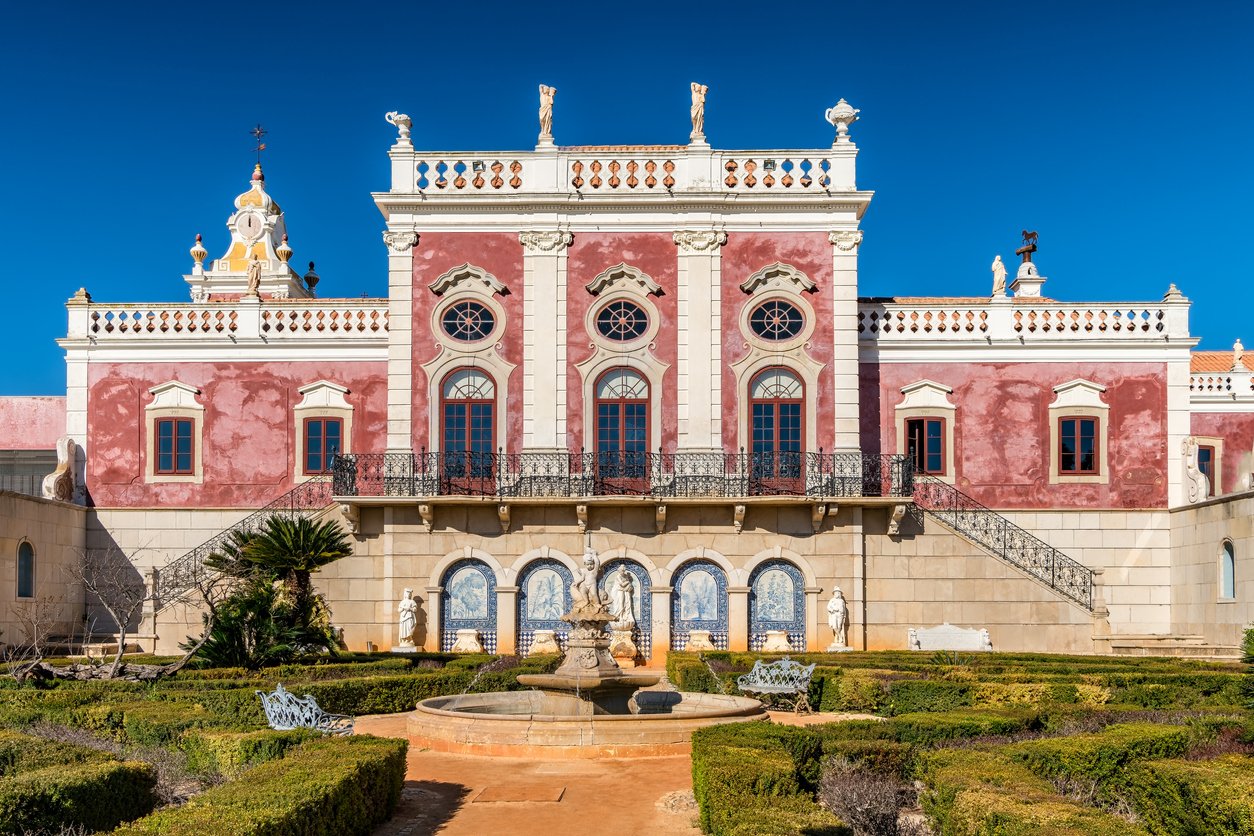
[240,516,353,616]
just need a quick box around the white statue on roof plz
[991,255,1007,297]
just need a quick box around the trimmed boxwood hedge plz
[1006,722,1192,798]
[0,730,157,834]
[181,728,318,777]
[1126,754,1254,835]
[114,735,407,836]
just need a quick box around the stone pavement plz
[359,709,877,835]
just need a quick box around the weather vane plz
[251,124,268,164]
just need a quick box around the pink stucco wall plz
[566,233,678,452]
[0,397,65,450]
[1191,412,1254,494]
[87,362,386,507]
[411,233,524,453]
[720,233,835,452]
[861,362,1169,509]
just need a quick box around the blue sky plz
[2,1,1251,394]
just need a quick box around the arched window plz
[594,369,649,494]
[440,369,496,494]
[749,368,804,494]
[16,541,34,599]
[1221,541,1236,600]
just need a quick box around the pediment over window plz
[295,380,351,411]
[586,263,663,297]
[740,262,817,296]
[1050,379,1107,410]
[898,380,955,411]
[146,381,202,411]
[429,263,508,296]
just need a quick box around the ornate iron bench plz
[256,682,354,736]
[736,656,817,714]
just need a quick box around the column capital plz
[673,229,727,253]
[519,230,573,253]
[829,229,863,251]
[383,230,419,254]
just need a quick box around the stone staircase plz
[152,477,335,611]
[911,475,1095,611]
[1106,634,1242,661]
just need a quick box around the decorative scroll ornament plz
[428,262,507,296]
[383,231,419,254]
[586,262,662,297]
[384,111,412,143]
[828,230,864,251]
[672,230,727,253]
[740,262,816,296]
[1182,437,1210,504]
[519,230,573,252]
[41,436,76,503]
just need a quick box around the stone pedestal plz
[609,628,639,668]
[825,643,853,653]
[687,629,715,651]
[391,644,419,654]
[762,630,793,653]
[528,629,561,656]
[450,629,483,654]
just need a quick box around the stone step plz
[1108,637,1241,660]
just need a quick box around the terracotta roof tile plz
[858,296,1057,305]
[1192,352,1236,373]
[559,145,685,152]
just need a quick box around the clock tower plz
[184,164,316,301]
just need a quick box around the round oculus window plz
[749,299,804,341]
[441,300,495,342]
[595,300,649,342]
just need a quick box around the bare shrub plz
[821,757,925,836]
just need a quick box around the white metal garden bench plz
[736,657,817,714]
[256,682,354,735]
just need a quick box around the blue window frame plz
[155,418,194,475]
[303,418,343,474]
[17,541,34,599]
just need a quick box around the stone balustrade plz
[858,299,1192,343]
[391,145,859,195]
[68,299,388,342]
[1190,372,1254,398]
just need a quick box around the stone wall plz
[1170,489,1254,647]
[0,491,86,648]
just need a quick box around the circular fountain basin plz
[409,689,768,758]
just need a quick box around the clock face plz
[236,212,263,241]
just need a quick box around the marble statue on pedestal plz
[397,588,417,648]
[690,82,708,139]
[826,587,850,651]
[245,254,262,297]
[570,547,608,612]
[538,85,556,142]
[608,565,636,630]
[991,255,1007,297]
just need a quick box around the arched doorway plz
[440,368,496,495]
[517,558,573,655]
[600,558,652,660]
[748,560,806,651]
[594,368,650,495]
[440,559,497,652]
[670,560,728,650]
[749,367,804,494]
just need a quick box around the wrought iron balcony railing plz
[330,450,913,501]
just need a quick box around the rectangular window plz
[1199,445,1216,497]
[303,418,343,474]
[906,418,945,475]
[155,418,194,475]
[1059,417,1098,474]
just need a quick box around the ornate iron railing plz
[154,477,334,610]
[331,450,913,500]
[911,475,1094,610]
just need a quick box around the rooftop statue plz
[385,111,412,143]
[538,85,556,141]
[690,82,708,139]
[245,254,262,297]
[991,254,1007,297]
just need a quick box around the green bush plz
[1127,754,1254,835]
[0,728,111,774]
[181,728,317,777]
[0,758,157,834]
[917,748,1148,835]
[114,735,406,836]
[1006,722,1192,798]
[885,679,973,715]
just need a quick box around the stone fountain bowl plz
[408,689,768,759]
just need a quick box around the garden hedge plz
[1125,754,1254,836]
[181,728,318,777]
[1005,722,1192,799]
[114,735,407,836]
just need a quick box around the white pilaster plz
[674,230,727,451]
[830,229,863,452]
[383,230,418,453]
[519,231,573,451]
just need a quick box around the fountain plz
[408,548,767,758]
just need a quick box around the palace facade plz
[3,98,1253,660]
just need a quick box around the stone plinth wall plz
[1169,489,1254,647]
[0,491,86,647]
